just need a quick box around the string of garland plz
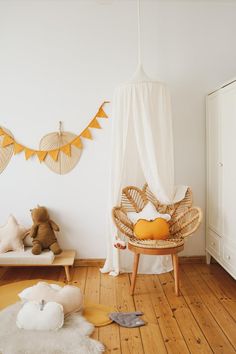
[0,101,109,163]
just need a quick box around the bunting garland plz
[0,102,109,164]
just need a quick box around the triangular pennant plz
[48,149,59,161]
[25,148,36,160]
[89,118,101,129]
[2,135,14,147]
[96,107,108,118]
[0,128,5,136]
[60,144,71,157]
[36,150,48,162]
[14,143,24,154]
[71,136,83,149]
[81,128,92,140]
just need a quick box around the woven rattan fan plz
[40,131,82,175]
[0,128,14,174]
[113,184,202,249]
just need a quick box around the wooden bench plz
[0,250,76,282]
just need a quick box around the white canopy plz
[101,66,187,276]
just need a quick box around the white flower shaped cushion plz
[18,282,83,316]
[0,215,27,254]
[127,202,171,224]
[16,300,64,331]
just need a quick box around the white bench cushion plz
[0,247,55,265]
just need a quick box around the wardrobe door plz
[206,92,222,235]
[221,82,236,243]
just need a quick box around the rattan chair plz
[113,184,202,296]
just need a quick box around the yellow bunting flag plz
[89,118,101,129]
[71,136,83,149]
[96,107,108,118]
[36,150,48,162]
[0,102,109,166]
[81,128,92,140]
[0,127,5,136]
[25,148,36,160]
[60,144,71,157]
[2,135,14,147]
[14,143,24,154]
[48,149,59,161]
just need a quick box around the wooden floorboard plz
[99,273,121,353]
[183,264,236,350]
[159,271,213,354]
[0,263,235,354]
[195,263,236,322]
[84,267,100,340]
[132,274,167,354]
[179,265,235,354]
[115,273,144,354]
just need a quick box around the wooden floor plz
[0,263,236,354]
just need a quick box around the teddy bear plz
[29,206,62,255]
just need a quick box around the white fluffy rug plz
[0,302,105,354]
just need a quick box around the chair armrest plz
[112,207,134,238]
[169,207,202,238]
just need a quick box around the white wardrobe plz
[206,80,236,279]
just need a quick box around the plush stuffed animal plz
[29,206,62,255]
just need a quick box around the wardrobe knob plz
[218,162,223,167]
[227,255,231,260]
[211,242,215,246]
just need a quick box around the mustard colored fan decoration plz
[0,101,109,174]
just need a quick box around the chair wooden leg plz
[172,254,179,296]
[130,253,140,295]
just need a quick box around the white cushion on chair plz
[127,202,171,224]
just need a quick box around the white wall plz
[0,0,236,258]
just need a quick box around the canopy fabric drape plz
[101,68,188,276]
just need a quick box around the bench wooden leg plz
[172,254,179,296]
[130,253,140,295]
[64,265,70,282]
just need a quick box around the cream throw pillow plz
[127,202,171,224]
[18,282,83,316]
[16,300,64,331]
[0,215,27,254]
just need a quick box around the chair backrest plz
[112,184,201,239]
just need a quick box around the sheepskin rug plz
[0,302,105,354]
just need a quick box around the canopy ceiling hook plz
[137,0,142,67]
[58,121,62,136]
